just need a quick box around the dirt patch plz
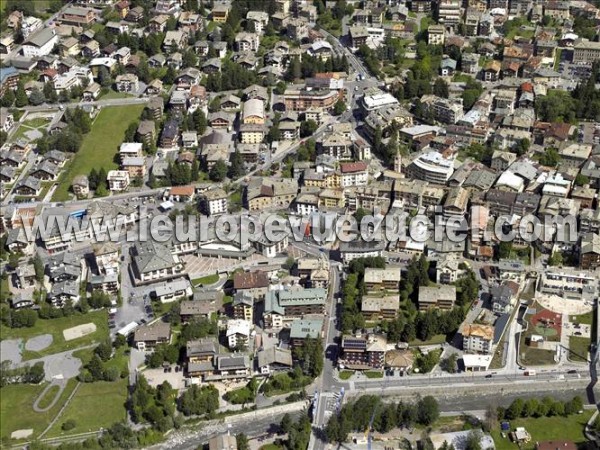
[63,323,96,341]
[25,334,53,352]
[536,294,594,315]
[11,429,33,440]
[0,339,22,364]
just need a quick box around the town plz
[0,0,599,449]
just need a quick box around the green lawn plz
[51,105,145,201]
[364,371,383,379]
[410,334,447,346]
[192,274,220,286]
[339,370,353,380]
[99,90,135,100]
[260,445,283,450]
[1,310,109,360]
[46,379,128,438]
[569,336,590,363]
[36,383,62,410]
[491,412,593,450]
[571,311,594,325]
[0,379,78,442]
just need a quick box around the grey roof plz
[216,354,250,371]
[289,318,323,339]
[257,346,293,368]
[25,28,56,48]
[133,241,176,274]
[50,280,79,298]
[186,338,219,358]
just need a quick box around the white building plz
[201,188,228,216]
[462,324,494,355]
[226,319,252,348]
[22,28,58,57]
[107,170,130,191]
[406,151,455,184]
[340,161,369,187]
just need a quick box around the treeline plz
[501,396,584,420]
[284,54,350,82]
[78,339,127,383]
[36,107,94,155]
[129,376,187,431]
[536,62,600,122]
[325,395,440,443]
[0,360,45,386]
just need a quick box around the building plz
[22,28,58,57]
[580,233,600,270]
[244,178,298,211]
[491,284,514,314]
[428,25,445,45]
[160,120,179,148]
[573,40,600,64]
[361,296,400,320]
[201,188,228,216]
[289,318,323,347]
[72,175,89,197]
[364,267,401,292]
[338,241,385,264]
[242,99,265,125]
[283,88,340,112]
[226,319,252,349]
[418,285,456,311]
[60,6,95,26]
[257,346,293,374]
[463,324,494,354]
[131,241,183,285]
[340,334,387,370]
[209,434,238,450]
[153,278,193,303]
[107,170,129,191]
[134,321,171,351]
[406,151,455,184]
[233,270,270,300]
[115,73,138,92]
[232,292,253,322]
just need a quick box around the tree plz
[236,433,249,450]
[0,90,15,107]
[416,396,439,425]
[465,430,483,450]
[280,413,293,434]
[228,150,244,179]
[300,119,318,138]
[209,159,228,182]
[28,89,45,106]
[33,254,44,283]
[433,78,449,98]
[442,353,458,373]
[497,241,512,260]
[506,398,524,419]
[193,108,207,135]
[333,99,346,116]
[95,339,113,361]
[15,84,28,108]
[98,66,113,88]
[538,147,560,167]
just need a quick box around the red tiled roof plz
[339,161,368,173]
[233,271,269,290]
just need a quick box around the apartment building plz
[418,285,456,311]
[364,267,401,292]
[462,324,494,354]
[340,334,387,370]
[538,270,597,300]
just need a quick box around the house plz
[22,28,58,58]
[83,82,101,100]
[242,99,265,125]
[211,4,230,22]
[166,185,196,203]
[160,120,179,148]
[60,6,95,26]
[428,25,445,45]
[202,58,221,74]
[233,270,270,300]
[48,280,80,307]
[0,166,17,184]
[31,161,60,181]
[463,324,494,354]
[201,188,228,216]
[131,241,183,285]
[175,67,201,90]
[186,338,219,366]
[361,296,400,320]
[136,121,155,146]
[220,95,242,111]
[232,291,253,322]
[244,178,298,211]
[235,32,260,52]
[580,233,600,270]
[121,156,146,179]
[115,73,138,92]
[107,170,130,191]
[257,347,293,375]
[226,319,252,349]
[14,177,41,197]
[163,30,186,53]
[483,60,501,82]
[134,321,171,351]
[6,227,34,254]
[289,318,323,348]
[491,284,514,314]
[208,112,234,130]
[0,108,14,133]
[418,285,456,311]
[180,290,223,322]
[209,434,238,450]
[153,278,193,303]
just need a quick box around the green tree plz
[1,89,15,107]
[209,159,228,182]
[416,396,439,425]
[228,150,244,179]
[15,84,28,107]
[433,78,449,98]
[193,108,207,135]
[236,433,249,450]
[333,99,346,116]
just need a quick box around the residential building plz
[257,347,293,375]
[60,6,96,26]
[232,292,253,322]
[463,324,494,354]
[115,73,138,92]
[573,40,600,64]
[362,296,400,320]
[364,267,401,292]
[289,318,323,347]
[418,285,456,311]
[340,334,387,370]
[22,28,58,57]
[428,25,445,45]
[226,319,252,349]
[106,170,129,191]
[131,241,183,285]
[134,322,171,351]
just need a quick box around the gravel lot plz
[25,334,53,352]
[0,339,22,365]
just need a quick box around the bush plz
[62,419,77,431]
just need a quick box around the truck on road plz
[524,370,536,376]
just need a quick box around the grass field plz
[36,384,62,410]
[51,105,145,202]
[338,370,353,380]
[364,371,383,379]
[410,334,447,346]
[569,336,590,363]
[491,412,593,450]
[1,310,109,360]
[192,274,219,286]
[0,379,78,442]
[571,311,593,325]
[46,379,128,438]
[99,90,135,100]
